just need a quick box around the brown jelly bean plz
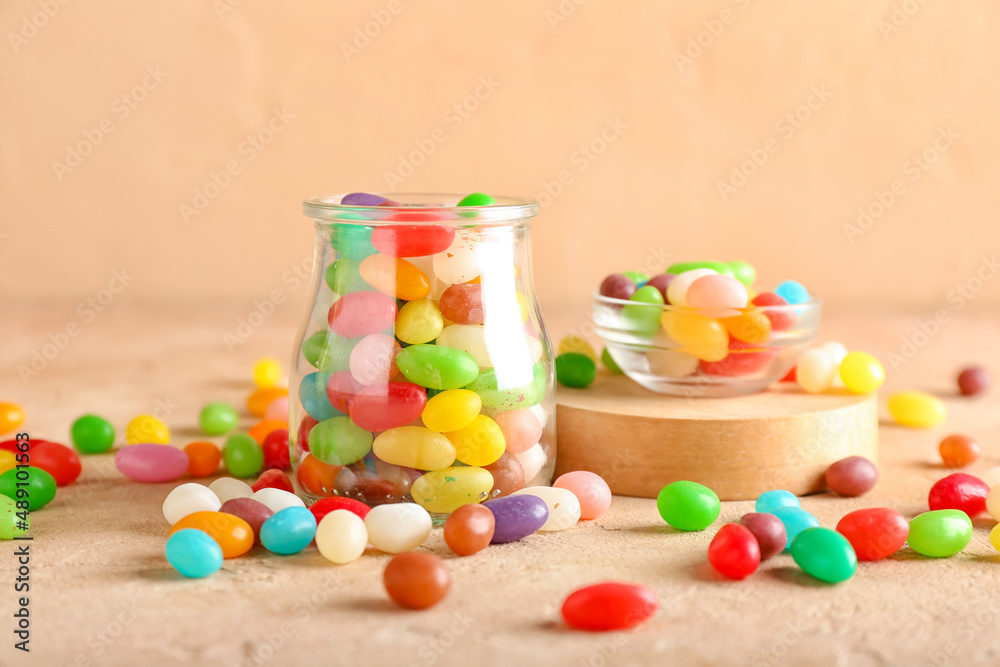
[218,498,273,544]
[443,504,496,556]
[740,512,786,560]
[825,456,879,497]
[438,284,484,325]
[957,366,990,396]
[599,273,637,300]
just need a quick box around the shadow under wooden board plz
[554,373,878,501]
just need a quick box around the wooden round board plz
[554,373,878,501]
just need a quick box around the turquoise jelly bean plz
[165,529,224,579]
[770,506,820,548]
[775,280,809,305]
[298,371,339,421]
[331,220,376,260]
[260,507,317,555]
[755,490,800,514]
[396,345,480,390]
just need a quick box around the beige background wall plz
[3,0,1000,316]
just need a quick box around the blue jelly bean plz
[770,506,821,548]
[774,280,809,305]
[260,507,317,555]
[755,489,800,514]
[298,371,340,421]
[165,529,224,579]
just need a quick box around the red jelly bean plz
[371,225,455,257]
[348,382,427,432]
[328,291,397,337]
[439,283,485,325]
[309,496,371,522]
[957,365,990,396]
[700,338,776,377]
[752,292,796,331]
[599,274,637,301]
[0,438,42,454]
[262,429,290,470]
[29,441,82,486]
[708,523,761,580]
[561,582,659,632]
[740,512,787,561]
[297,416,318,453]
[252,469,294,493]
[326,371,363,413]
[836,507,909,561]
[928,473,989,517]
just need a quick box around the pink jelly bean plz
[115,444,189,483]
[328,291,398,337]
[554,471,612,520]
[264,396,289,422]
[326,371,364,413]
[371,225,455,257]
[349,333,401,386]
[348,382,427,432]
[494,409,543,454]
[685,274,748,315]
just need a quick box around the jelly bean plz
[726,260,756,287]
[163,483,222,525]
[371,225,455,257]
[349,382,427,432]
[790,527,856,583]
[261,429,291,470]
[0,403,25,435]
[248,419,287,445]
[990,524,1000,553]
[308,416,373,466]
[557,335,597,361]
[446,414,505,466]
[210,477,253,503]
[622,285,664,337]
[666,269,718,307]
[198,401,238,436]
[384,552,451,609]
[554,471,612,520]
[908,509,973,557]
[219,497,272,544]
[223,434,264,478]
[433,230,482,284]
[342,192,394,206]
[835,507,908,561]
[483,452,525,497]
[982,467,1000,489]
[622,270,648,284]
[740,513,787,560]
[252,469,294,493]
[349,333,400,386]
[755,489,799,514]
[411,466,494,514]
[397,344,479,390]
[247,387,289,418]
[0,494,29,539]
[708,524,760,580]
[438,283,484,325]
[422,389,481,432]
[796,348,838,393]
[29,441,81,486]
[928,473,989,516]
[325,371,363,413]
[644,274,675,302]
[656,481,720,531]
[685,274,748,316]
[599,273,637,300]
[987,486,1000,520]
[166,529,224,578]
[493,408,543,454]
[774,280,808,305]
[316,509,368,564]
[660,311,729,362]
[296,455,342,497]
[436,324,490,367]
[888,390,947,428]
[769,507,820,548]
[666,261,734,278]
[395,299,444,345]
[253,357,284,389]
[465,369,536,411]
[648,349,700,378]
[555,353,597,388]
[838,351,885,394]
[699,339,776,377]
[512,486,580,531]
[825,456,878,497]
[751,292,796,331]
[0,467,55,510]
[957,365,990,396]
[331,223,376,260]
[373,427,456,470]
[328,291,398,337]
[457,192,496,206]
[125,414,170,445]
[561,582,659,631]
[364,503,433,553]
[70,414,115,454]
[325,258,367,295]
[443,504,495,556]
[601,347,622,374]
[170,511,254,558]
[935,433,979,468]
[260,506,317,555]
[251,487,305,514]
[309,496,371,522]
[0,451,14,475]
[721,310,771,344]
[483,493,548,542]
[116,444,189,483]
[359,254,431,301]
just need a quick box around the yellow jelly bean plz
[0,451,16,475]
[125,414,170,445]
[839,352,885,394]
[372,426,456,470]
[395,300,444,345]
[437,325,491,367]
[721,311,771,344]
[660,311,728,362]
[411,466,494,513]
[422,389,482,432]
[359,254,430,301]
[888,390,946,428]
[517,292,530,323]
[252,357,284,388]
[446,414,506,466]
[990,524,1000,553]
[557,335,597,361]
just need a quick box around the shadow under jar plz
[292,193,556,517]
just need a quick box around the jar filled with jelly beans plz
[293,193,555,517]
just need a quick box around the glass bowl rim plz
[591,290,823,312]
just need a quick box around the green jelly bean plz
[622,270,649,285]
[0,495,29,539]
[656,480,720,531]
[622,285,664,337]
[790,527,857,583]
[302,331,358,373]
[908,509,973,557]
[601,347,623,374]
[556,353,597,388]
[223,434,264,478]
[457,192,496,206]
[727,260,756,288]
[466,365,540,410]
[397,345,480,390]
[70,414,115,454]
[309,416,373,466]
[324,258,368,295]
[199,401,238,436]
[0,466,56,511]
[665,261,735,278]
[331,222,375,260]
[530,362,548,406]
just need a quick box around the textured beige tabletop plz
[4,302,1000,667]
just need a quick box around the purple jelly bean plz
[484,494,549,543]
[115,444,189,483]
[220,498,274,544]
[341,192,399,206]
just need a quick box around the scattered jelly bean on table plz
[261,429,291,470]
[740,513,787,560]
[769,507,820,548]
[796,348,838,394]
[0,466,56,511]
[265,395,289,422]
[316,509,368,564]
[396,344,480,390]
[512,486,581,532]
[29,441,81,486]
[656,481,720,531]
[0,403,25,435]
[825,456,878,497]
[199,402,239,436]
[165,529,224,579]
[599,273,637,301]
[561,582,659,631]
[209,477,253,504]
[790,527,857,583]
[554,471,612,520]
[0,451,14,475]
[938,434,980,468]
[887,391,947,428]
[260,506,317,555]
[0,496,29,539]
[162,482,222,525]
[252,469,294,493]
[708,524,760,580]
[248,419,288,445]
[247,387,289,418]
[484,494,549,543]
[987,487,1000,521]
[443,504,495,556]
[70,414,115,454]
[125,414,170,445]
[908,509,973,557]
[836,507,909,561]
[116,444,189,483]
[223,434,264,478]
[219,498,272,544]
[555,353,597,388]
[170,511,254,559]
[384,552,451,610]
[251,487,305,514]
[755,489,800,514]
[365,503,433,554]
[774,280,809,305]
[839,352,885,394]
[309,496,371,523]
[184,441,221,477]
[983,467,1000,490]
[253,357,284,389]
[928,473,989,517]
[957,365,990,396]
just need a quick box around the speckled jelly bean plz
[708,524,760,580]
[446,414,505,467]
[0,467,56,511]
[125,414,170,445]
[349,333,400,386]
[660,312,729,362]
[348,382,427,432]
[199,402,238,436]
[328,291,398,337]
[621,285,664,337]
[465,367,538,411]
[512,486,580,531]
[359,254,431,301]
[888,390,947,428]
[316,509,368,564]
[373,426,456,470]
[364,503,433,553]
[166,529,224,578]
[219,498,272,544]
[395,300,444,345]
[908,509,973,557]
[656,481,720,531]
[223,434,264,478]
[561,582,659,631]
[433,230,482,284]
[957,365,990,396]
[0,495,29,539]
[411,466,494,514]
[599,273,637,300]
[484,493,548,543]
[774,280,809,304]
[839,352,885,394]
[396,344,480,390]
[307,416,372,466]
[928,473,989,517]
[755,489,800,514]
[371,225,455,257]
[116,444,189,483]
[740,513,787,560]
[422,389,481,432]
[162,483,222,525]
[383,552,451,609]
[555,352,597,388]
[70,414,115,454]
[790,527,856,583]
[260,506,316,555]
[29,441,81,486]
[444,503,495,555]
[554,471,612,520]
[438,283,484,325]
[825,456,878,497]
[769,507,820,548]
[170,511,254,559]
[836,507,908,561]
[0,403,25,436]
[209,477,253,504]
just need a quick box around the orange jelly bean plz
[359,254,431,301]
[248,419,288,444]
[184,441,222,477]
[247,388,289,418]
[169,511,253,558]
[297,455,343,497]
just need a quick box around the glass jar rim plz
[303,192,540,225]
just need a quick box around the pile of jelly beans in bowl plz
[592,261,821,397]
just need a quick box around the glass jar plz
[291,193,555,516]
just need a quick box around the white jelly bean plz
[512,486,581,531]
[666,268,717,307]
[529,404,548,429]
[251,488,306,513]
[437,325,492,367]
[982,466,1000,489]
[364,503,432,553]
[647,349,700,378]
[514,443,547,484]
[820,341,848,386]
[162,482,221,525]
[209,477,253,504]
[987,486,1000,521]
[796,348,838,394]
[316,509,368,564]
[433,230,482,284]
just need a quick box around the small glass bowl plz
[592,292,821,397]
